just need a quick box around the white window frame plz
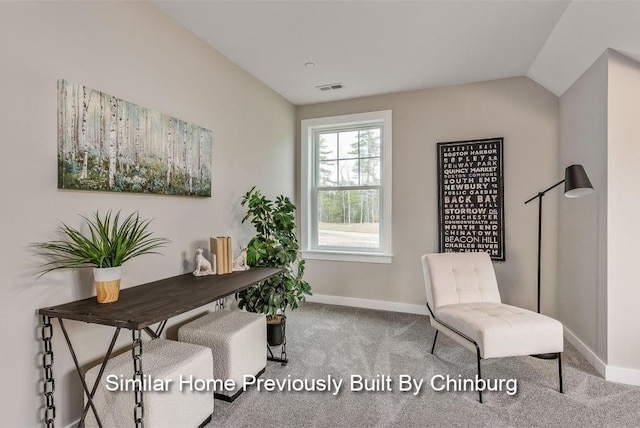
[301,110,392,264]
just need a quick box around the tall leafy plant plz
[236,187,311,318]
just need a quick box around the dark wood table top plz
[38,267,282,330]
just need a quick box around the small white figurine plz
[193,248,215,276]
[232,245,250,271]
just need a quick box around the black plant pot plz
[267,317,285,346]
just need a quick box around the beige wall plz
[0,2,295,426]
[558,52,608,361]
[607,51,640,371]
[558,49,640,382]
[297,77,560,313]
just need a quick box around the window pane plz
[319,132,338,161]
[318,160,337,187]
[360,158,380,185]
[338,159,358,186]
[317,189,380,248]
[359,128,381,158]
[338,131,358,159]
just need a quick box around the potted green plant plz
[32,210,170,303]
[236,187,312,346]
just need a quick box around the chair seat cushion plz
[435,302,563,358]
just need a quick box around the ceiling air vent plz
[316,83,344,91]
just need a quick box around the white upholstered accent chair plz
[421,252,564,402]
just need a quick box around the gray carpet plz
[207,303,640,427]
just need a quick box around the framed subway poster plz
[437,137,505,260]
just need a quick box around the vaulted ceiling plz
[153,1,640,106]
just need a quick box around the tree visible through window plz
[315,126,382,249]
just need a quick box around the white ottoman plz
[178,310,266,401]
[84,339,213,428]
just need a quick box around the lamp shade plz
[564,164,594,198]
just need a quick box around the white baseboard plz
[563,325,640,386]
[563,326,607,378]
[606,364,640,386]
[306,293,430,316]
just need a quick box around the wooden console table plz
[38,267,283,428]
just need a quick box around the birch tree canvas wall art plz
[57,80,212,197]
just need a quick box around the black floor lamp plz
[525,164,594,312]
[524,164,593,359]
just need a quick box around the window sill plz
[302,250,393,264]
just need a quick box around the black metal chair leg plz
[476,347,483,403]
[558,352,563,393]
[430,330,438,354]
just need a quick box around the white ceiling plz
[153,1,640,106]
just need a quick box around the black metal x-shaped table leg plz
[58,319,121,428]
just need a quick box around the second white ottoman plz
[178,310,266,401]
